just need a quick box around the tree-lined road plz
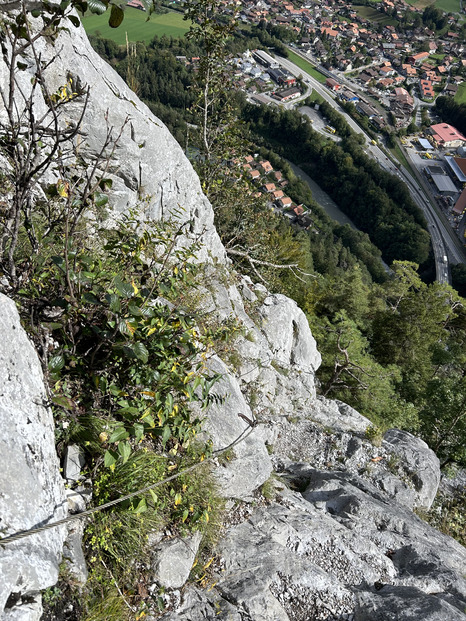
[277,51,466,284]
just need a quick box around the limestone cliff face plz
[0,14,465,621]
[0,295,67,621]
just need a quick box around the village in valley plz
[126,0,466,238]
[215,0,466,238]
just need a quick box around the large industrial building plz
[252,49,279,70]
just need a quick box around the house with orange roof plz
[408,51,430,65]
[321,27,339,38]
[259,160,273,174]
[420,79,434,99]
[278,196,292,208]
[379,78,394,88]
[401,64,417,77]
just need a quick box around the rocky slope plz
[0,10,465,621]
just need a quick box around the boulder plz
[151,532,203,589]
[257,294,321,377]
[383,429,440,510]
[202,356,272,499]
[63,444,85,483]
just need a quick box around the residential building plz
[407,51,430,65]
[420,79,434,99]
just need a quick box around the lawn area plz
[427,53,446,64]
[352,5,397,25]
[406,0,461,10]
[434,0,461,11]
[455,82,466,104]
[307,90,325,105]
[82,8,189,44]
[286,50,327,84]
[388,141,416,178]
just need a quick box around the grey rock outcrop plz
[151,531,203,589]
[354,585,466,621]
[203,356,272,499]
[0,11,225,264]
[383,429,440,510]
[162,476,466,620]
[0,294,67,621]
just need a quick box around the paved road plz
[276,51,466,284]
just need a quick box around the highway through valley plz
[277,52,466,284]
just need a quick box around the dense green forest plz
[243,103,432,268]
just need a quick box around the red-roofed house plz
[278,196,292,209]
[259,160,273,174]
[430,123,466,148]
[326,78,340,91]
[453,188,466,215]
[420,80,434,99]
[407,52,430,65]
[321,28,339,38]
[394,87,414,108]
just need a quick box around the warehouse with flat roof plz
[252,49,279,69]
[431,174,458,195]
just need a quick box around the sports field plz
[286,50,327,84]
[82,8,189,44]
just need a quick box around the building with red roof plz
[430,123,466,148]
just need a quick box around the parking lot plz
[298,106,341,142]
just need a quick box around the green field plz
[82,8,189,43]
[455,82,466,104]
[352,5,397,25]
[286,50,327,84]
[434,0,461,11]
[405,0,461,11]
[307,90,325,105]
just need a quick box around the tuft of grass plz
[260,475,280,501]
[84,586,133,621]
[82,446,224,615]
[365,424,384,448]
[416,493,466,548]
